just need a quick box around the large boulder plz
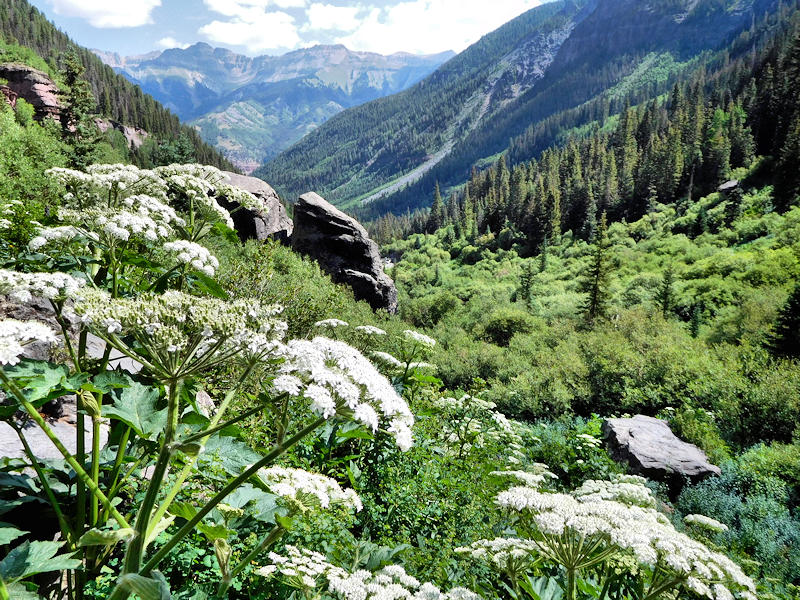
[291,192,398,313]
[0,63,60,120]
[602,415,721,493]
[220,171,293,243]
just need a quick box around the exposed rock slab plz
[291,192,397,313]
[603,415,721,492]
[220,171,293,243]
[95,118,149,149]
[0,63,61,120]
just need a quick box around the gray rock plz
[717,179,739,194]
[602,415,720,493]
[291,192,398,313]
[219,171,293,243]
[0,396,108,460]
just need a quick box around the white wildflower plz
[314,319,349,328]
[403,329,436,347]
[684,514,729,533]
[0,270,85,303]
[0,319,58,365]
[257,466,362,512]
[354,325,387,336]
[163,240,219,276]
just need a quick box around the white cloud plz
[204,0,306,18]
[199,11,301,53]
[305,3,362,32]
[46,0,161,28]
[156,37,190,50]
[335,0,544,55]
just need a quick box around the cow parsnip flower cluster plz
[455,537,542,578]
[432,394,524,459]
[75,288,286,377]
[0,199,20,230]
[272,336,414,450]
[0,319,58,365]
[484,472,757,600]
[403,329,436,347]
[0,269,85,303]
[163,240,220,276]
[490,465,558,489]
[572,474,658,509]
[685,514,729,533]
[258,547,481,600]
[257,466,363,512]
[217,183,269,214]
[28,225,99,251]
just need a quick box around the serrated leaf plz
[195,523,231,542]
[168,502,198,522]
[103,381,166,440]
[197,434,262,477]
[0,541,81,582]
[92,371,131,393]
[5,582,43,600]
[0,524,28,545]
[77,527,135,547]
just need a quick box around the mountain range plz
[255,0,784,216]
[96,43,453,173]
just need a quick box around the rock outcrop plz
[602,415,721,493]
[220,171,293,243]
[95,118,149,149]
[0,63,60,120]
[291,192,398,313]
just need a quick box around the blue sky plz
[28,0,546,57]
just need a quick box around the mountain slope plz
[257,0,783,214]
[100,43,452,173]
[0,0,232,169]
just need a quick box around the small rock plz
[219,171,293,243]
[602,415,720,493]
[291,192,398,313]
[717,180,739,194]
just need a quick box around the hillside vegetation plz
[0,0,233,170]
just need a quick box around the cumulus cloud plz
[200,0,306,53]
[305,3,362,32]
[45,0,161,28]
[336,0,544,55]
[156,37,190,49]
[199,11,301,53]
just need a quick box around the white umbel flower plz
[0,270,85,303]
[0,319,58,365]
[163,240,220,276]
[684,514,729,533]
[257,466,362,512]
[314,319,349,328]
[403,329,436,347]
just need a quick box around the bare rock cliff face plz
[0,62,61,120]
[291,192,398,313]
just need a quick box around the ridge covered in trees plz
[0,0,234,170]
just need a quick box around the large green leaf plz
[3,361,86,405]
[5,582,43,600]
[103,381,166,441]
[197,434,262,478]
[0,524,27,545]
[0,541,81,583]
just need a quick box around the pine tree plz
[658,266,675,319]
[580,212,612,323]
[770,284,800,358]
[59,50,98,169]
[690,303,703,338]
[427,182,445,233]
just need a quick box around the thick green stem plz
[10,422,74,545]
[141,418,324,575]
[90,412,102,527]
[121,379,182,577]
[0,578,9,600]
[566,568,576,600]
[0,371,129,530]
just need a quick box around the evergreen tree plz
[580,212,612,323]
[725,186,744,226]
[658,265,675,319]
[770,284,800,358]
[690,303,703,338]
[427,182,445,233]
[59,50,98,169]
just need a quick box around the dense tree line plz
[370,19,800,250]
[0,0,234,170]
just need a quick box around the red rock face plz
[0,85,19,109]
[0,63,61,120]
